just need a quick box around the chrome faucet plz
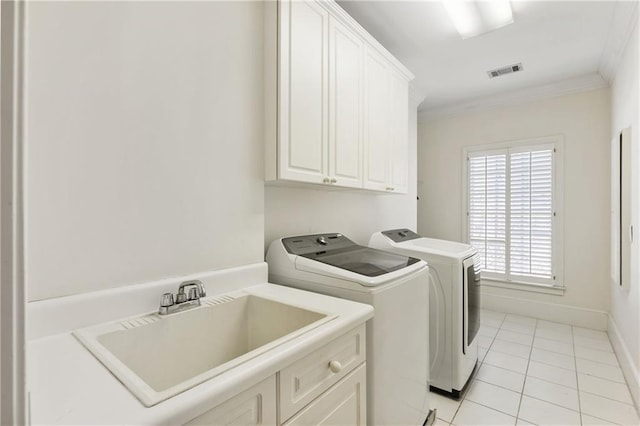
[159,279,207,315]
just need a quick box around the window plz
[464,138,563,289]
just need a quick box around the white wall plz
[418,88,611,319]
[609,23,639,403]
[264,99,419,250]
[25,2,265,301]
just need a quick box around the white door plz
[363,47,390,191]
[328,17,363,188]
[278,0,329,183]
[0,1,27,423]
[620,127,632,289]
[388,71,409,193]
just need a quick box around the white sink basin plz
[74,292,334,406]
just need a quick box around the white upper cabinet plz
[276,0,329,184]
[388,71,409,193]
[363,47,391,191]
[329,17,364,188]
[266,0,413,193]
[363,48,409,193]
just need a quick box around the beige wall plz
[264,100,419,250]
[418,88,611,313]
[25,0,418,302]
[25,2,265,301]
[610,23,639,399]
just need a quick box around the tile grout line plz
[465,314,526,421]
[570,325,584,426]
[514,317,537,424]
[487,342,532,359]
[519,373,577,391]
[459,398,521,420]
[518,392,583,416]
[579,387,637,406]
[531,353,623,373]
[481,360,528,376]
[480,313,637,425]
[571,326,635,424]
[520,320,591,424]
[451,313,507,425]
[474,377,522,394]
[525,357,576,372]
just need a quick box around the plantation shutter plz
[468,144,555,285]
[468,152,507,274]
[509,147,554,280]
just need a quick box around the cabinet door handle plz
[328,360,342,373]
[330,178,337,184]
[322,177,330,184]
[386,187,394,191]
[631,225,634,243]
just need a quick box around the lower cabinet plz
[282,364,366,426]
[183,324,366,426]
[185,376,277,425]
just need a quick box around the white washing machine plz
[267,233,434,426]
[369,229,480,398]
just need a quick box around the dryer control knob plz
[328,360,342,373]
[316,236,328,245]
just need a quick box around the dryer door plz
[463,255,481,353]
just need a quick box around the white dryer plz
[267,233,433,425]
[370,229,480,398]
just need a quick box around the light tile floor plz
[430,310,640,426]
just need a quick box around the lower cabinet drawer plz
[279,324,366,421]
[185,376,276,425]
[282,363,366,426]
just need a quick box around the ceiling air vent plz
[487,63,523,78]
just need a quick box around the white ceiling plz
[337,0,638,117]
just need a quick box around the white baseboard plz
[608,314,640,409]
[481,292,609,330]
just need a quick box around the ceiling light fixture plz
[442,0,514,39]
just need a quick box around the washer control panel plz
[282,233,355,255]
[381,228,421,243]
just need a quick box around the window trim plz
[462,135,565,292]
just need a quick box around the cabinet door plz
[363,47,390,191]
[283,363,366,426]
[278,0,329,184]
[388,71,409,193]
[279,324,366,421]
[185,376,276,425]
[328,17,363,188]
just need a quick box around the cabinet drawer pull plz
[328,360,342,373]
[330,178,337,184]
[386,187,394,191]
[322,177,330,184]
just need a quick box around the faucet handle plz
[188,287,199,301]
[160,293,174,307]
[175,291,187,304]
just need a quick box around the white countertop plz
[28,283,373,425]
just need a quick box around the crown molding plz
[326,0,414,80]
[599,1,639,84]
[408,82,426,108]
[418,72,608,123]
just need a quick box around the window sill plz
[481,278,565,296]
